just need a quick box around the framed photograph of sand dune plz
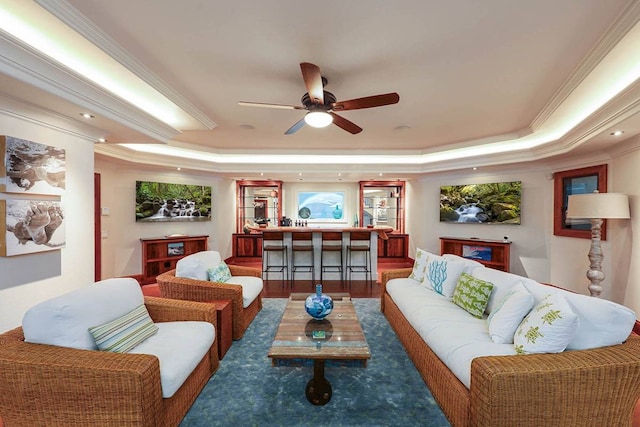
[0,135,66,195]
[0,199,65,257]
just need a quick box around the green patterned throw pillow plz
[452,273,494,318]
[409,248,430,284]
[89,304,158,353]
[208,261,232,283]
[513,293,578,354]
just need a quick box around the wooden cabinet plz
[140,235,208,284]
[439,237,511,272]
[378,234,408,258]
[232,233,262,259]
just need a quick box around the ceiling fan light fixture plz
[304,111,333,128]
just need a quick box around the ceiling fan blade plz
[332,92,400,111]
[285,117,306,135]
[300,62,324,105]
[329,112,362,134]
[238,101,305,110]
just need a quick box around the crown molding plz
[0,92,102,142]
[35,0,217,130]
[0,29,178,143]
[531,0,640,131]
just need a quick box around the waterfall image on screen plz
[439,181,521,224]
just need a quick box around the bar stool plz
[320,231,344,283]
[291,231,315,282]
[346,231,372,284]
[262,231,288,282]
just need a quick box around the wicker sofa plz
[0,279,219,427]
[381,262,640,427]
[156,251,263,340]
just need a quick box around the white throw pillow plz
[409,248,430,283]
[514,293,578,354]
[423,254,467,298]
[176,251,221,280]
[487,282,535,344]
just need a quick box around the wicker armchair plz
[0,297,219,427]
[156,265,263,340]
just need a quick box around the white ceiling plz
[1,0,640,181]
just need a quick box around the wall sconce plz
[566,191,630,297]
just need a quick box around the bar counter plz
[243,226,393,281]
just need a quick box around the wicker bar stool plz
[320,231,344,283]
[346,231,372,284]
[291,231,315,282]
[262,231,288,282]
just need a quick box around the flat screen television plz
[440,181,521,224]
[135,181,212,222]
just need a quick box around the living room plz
[1,1,640,425]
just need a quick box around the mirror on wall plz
[236,180,282,233]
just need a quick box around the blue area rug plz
[181,298,450,427]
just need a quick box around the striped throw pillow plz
[89,304,158,353]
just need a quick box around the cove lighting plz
[304,111,333,128]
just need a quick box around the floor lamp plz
[566,192,630,297]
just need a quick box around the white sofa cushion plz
[514,293,578,354]
[442,253,485,273]
[22,278,143,350]
[176,251,221,280]
[487,282,535,344]
[471,267,539,315]
[424,254,468,298]
[226,276,264,308]
[522,281,636,350]
[386,278,516,388]
[130,321,214,398]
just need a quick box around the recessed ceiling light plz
[80,113,94,119]
[97,138,107,143]
[472,167,478,170]
[379,173,383,177]
[610,130,624,136]
[176,167,181,171]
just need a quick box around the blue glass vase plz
[305,284,334,320]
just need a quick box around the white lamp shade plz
[566,192,630,219]
[304,111,333,128]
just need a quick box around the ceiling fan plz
[239,62,399,135]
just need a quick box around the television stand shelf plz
[439,237,511,272]
[140,235,208,284]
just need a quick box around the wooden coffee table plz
[268,293,371,405]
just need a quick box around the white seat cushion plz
[176,251,221,280]
[226,276,264,308]
[130,321,214,398]
[22,278,143,350]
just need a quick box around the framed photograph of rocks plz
[0,135,66,195]
[0,199,66,256]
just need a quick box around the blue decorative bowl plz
[305,284,334,320]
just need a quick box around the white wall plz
[94,159,231,278]
[408,168,552,282]
[0,111,95,333]
[611,137,640,313]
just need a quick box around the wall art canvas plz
[0,199,66,256]
[297,191,345,220]
[136,181,212,222]
[0,135,66,195]
[440,181,521,224]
